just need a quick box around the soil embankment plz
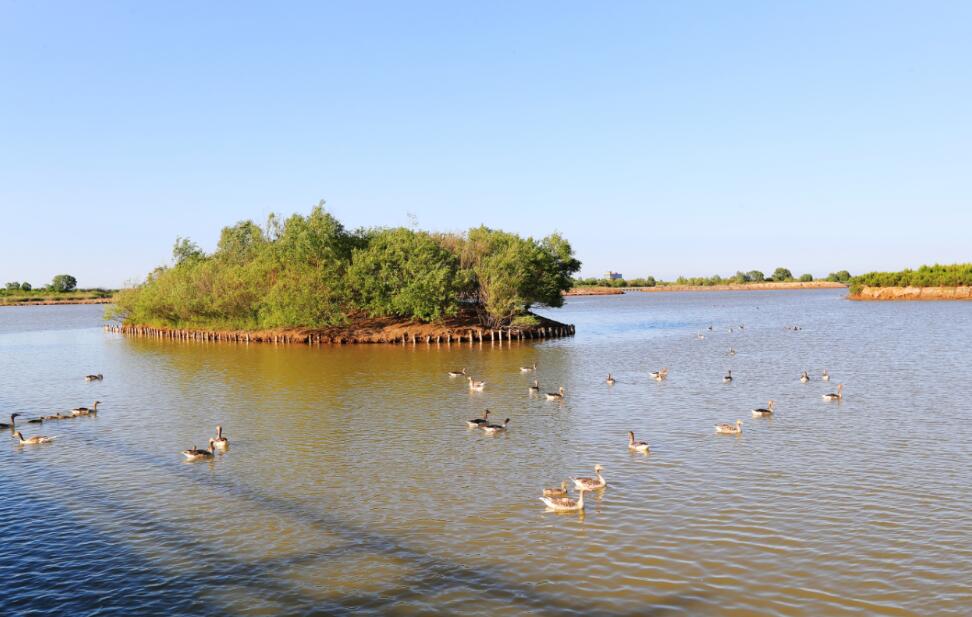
[850,286,972,301]
[109,310,575,345]
[564,287,625,296]
[631,281,846,293]
[0,297,114,307]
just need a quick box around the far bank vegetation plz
[574,268,852,289]
[849,263,972,295]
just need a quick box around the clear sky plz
[2,1,970,288]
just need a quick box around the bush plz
[799,274,813,282]
[773,267,793,282]
[747,270,765,283]
[50,274,78,292]
[5,282,20,291]
[849,263,972,294]
[827,270,852,283]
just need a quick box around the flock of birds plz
[5,372,231,460]
[448,324,845,513]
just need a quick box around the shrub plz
[50,274,78,292]
[799,274,813,282]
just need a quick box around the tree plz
[746,270,765,282]
[827,270,851,283]
[172,236,204,264]
[799,273,814,282]
[5,281,20,291]
[20,282,32,291]
[772,267,793,281]
[50,274,78,292]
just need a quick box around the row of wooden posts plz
[105,323,576,345]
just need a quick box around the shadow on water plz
[3,436,710,617]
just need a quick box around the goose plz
[728,346,736,356]
[0,413,20,430]
[723,370,733,384]
[84,373,103,382]
[606,373,616,385]
[13,431,55,445]
[481,418,510,434]
[822,370,831,382]
[212,425,229,450]
[26,417,44,424]
[650,368,669,381]
[696,332,705,340]
[543,480,569,498]
[520,362,537,373]
[752,400,775,417]
[716,419,743,434]
[545,387,565,401]
[42,412,71,421]
[466,409,490,428]
[467,377,486,391]
[540,487,587,512]
[448,368,467,377]
[822,384,843,401]
[71,401,101,416]
[528,380,540,393]
[572,464,605,491]
[628,431,650,453]
[800,370,810,383]
[182,439,216,461]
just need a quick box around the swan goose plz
[628,431,650,453]
[572,464,605,490]
[715,420,743,434]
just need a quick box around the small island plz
[0,275,114,306]
[848,264,972,300]
[109,204,581,344]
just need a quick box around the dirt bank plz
[630,281,846,293]
[850,286,972,301]
[110,310,575,345]
[564,287,625,296]
[0,297,114,307]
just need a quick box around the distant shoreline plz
[850,286,972,301]
[0,297,114,307]
[567,281,846,295]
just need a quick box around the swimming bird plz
[543,480,569,498]
[628,431,649,453]
[800,370,810,383]
[751,400,775,417]
[448,368,467,377]
[528,380,540,393]
[606,373,616,385]
[0,413,20,430]
[715,419,743,434]
[481,418,510,434]
[520,362,537,373]
[26,417,44,424]
[71,401,101,416]
[84,373,103,382]
[212,425,229,450]
[723,370,733,384]
[696,332,705,340]
[822,370,831,382]
[572,465,605,491]
[42,412,71,421]
[822,384,843,401]
[728,346,736,356]
[467,377,486,391]
[545,387,565,401]
[13,431,55,445]
[182,439,216,461]
[540,487,587,512]
[466,409,490,428]
[650,368,669,381]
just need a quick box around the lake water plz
[1,291,970,616]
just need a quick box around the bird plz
[723,370,733,384]
[182,440,216,461]
[822,384,843,401]
[520,362,537,373]
[42,412,71,421]
[467,377,486,391]
[572,464,605,491]
[528,380,540,393]
[800,370,810,383]
[481,418,510,434]
[822,369,831,382]
[728,346,736,356]
[545,387,565,401]
[13,431,55,445]
[752,400,775,417]
[543,480,569,498]
[606,373,616,385]
[540,487,587,512]
[84,373,103,382]
[212,425,229,450]
[650,368,669,381]
[448,368,467,377]
[466,409,490,428]
[1,413,21,430]
[26,417,44,424]
[628,431,650,453]
[71,401,101,416]
[716,420,743,434]
[696,332,705,340]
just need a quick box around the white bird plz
[800,370,809,383]
[481,418,510,434]
[545,387,565,400]
[628,431,649,453]
[650,368,669,381]
[467,377,486,391]
[822,384,843,401]
[466,409,490,428]
[448,368,466,377]
[723,370,733,384]
[182,439,216,461]
[715,419,743,434]
[752,400,775,417]
[520,362,537,373]
[606,373,616,385]
[822,369,831,382]
[528,380,540,393]
[212,425,229,450]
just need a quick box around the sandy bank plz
[630,281,846,293]
[850,286,972,301]
[0,297,114,307]
[564,287,625,296]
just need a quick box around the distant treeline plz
[112,203,580,330]
[849,264,972,294]
[575,269,852,288]
[2,274,87,294]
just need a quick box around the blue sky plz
[1,1,969,288]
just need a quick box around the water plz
[1,291,970,616]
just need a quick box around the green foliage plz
[113,206,580,329]
[849,263,972,294]
[50,274,78,292]
[827,270,852,283]
[20,282,32,291]
[772,267,793,282]
[747,270,765,283]
[5,281,20,291]
[510,314,541,327]
[799,273,814,282]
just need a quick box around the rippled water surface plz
[2,292,970,616]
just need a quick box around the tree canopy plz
[112,205,580,329]
[50,274,78,292]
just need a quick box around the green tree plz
[5,281,20,291]
[772,267,793,281]
[172,236,204,264]
[50,274,78,292]
[20,282,32,291]
[827,270,852,283]
[746,270,765,282]
[799,273,814,282]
